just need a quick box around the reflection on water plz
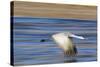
[12,17,97,65]
[64,59,77,63]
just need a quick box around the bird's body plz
[52,32,84,56]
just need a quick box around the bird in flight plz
[40,32,84,56]
[52,32,85,56]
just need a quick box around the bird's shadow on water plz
[64,58,77,63]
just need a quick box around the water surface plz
[12,17,97,65]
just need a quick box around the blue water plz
[12,17,97,65]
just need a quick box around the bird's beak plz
[69,34,85,39]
